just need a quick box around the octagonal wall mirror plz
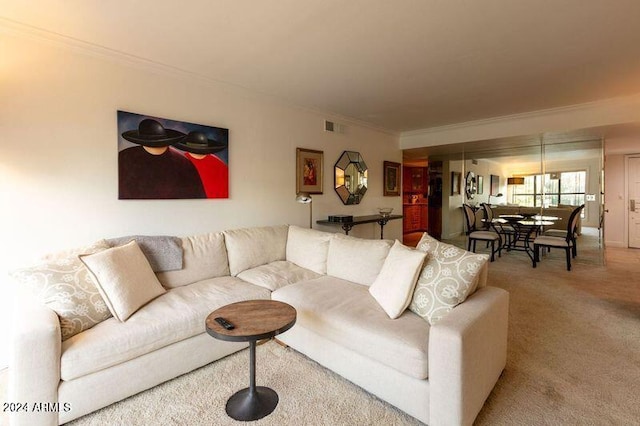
[334,151,368,204]
[465,171,477,199]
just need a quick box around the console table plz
[316,214,403,239]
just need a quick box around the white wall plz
[463,159,509,206]
[0,33,401,367]
[604,154,627,247]
[604,137,640,247]
[442,158,508,239]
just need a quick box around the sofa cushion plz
[156,231,229,289]
[369,240,427,319]
[79,241,166,322]
[272,275,430,379]
[10,239,112,340]
[286,226,334,274]
[224,225,289,276]
[60,276,271,381]
[326,234,392,286]
[237,260,322,291]
[409,233,489,325]
[519,207,539,216]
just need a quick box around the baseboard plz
[605,241,626,248]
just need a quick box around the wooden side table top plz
[205,299,296,342]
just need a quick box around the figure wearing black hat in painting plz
[175,131,229,198]
[119,119,206,199]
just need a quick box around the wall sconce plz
[296,192,313,228]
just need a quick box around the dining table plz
[532,215,561,222]
[489,215,557,262]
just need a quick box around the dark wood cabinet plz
[403,167,412,193]
[420,207,428,230]
[403,165,430,234]
[403,205,428,233]
[403,166,428,194]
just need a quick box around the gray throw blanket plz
[107,235,183,272]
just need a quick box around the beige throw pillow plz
[80,240,166,321]
[409,233,489,325]
[369,240,427,319]
[10,240,113,340]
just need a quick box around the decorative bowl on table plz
[377,207,393,218]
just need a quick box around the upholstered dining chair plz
[532,204,585,271]
[462,204,501,261]
[481,203,515,247]
[543,204,585,257]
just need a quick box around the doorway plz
[401,163,428,245]
[628,156,640,248]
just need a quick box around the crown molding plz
[402,94,640,138]
[0,17,399,138]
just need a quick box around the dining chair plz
[481,203,515,247]
[463,204,501,261]
[543,204,585,257]
[532,204,585,271]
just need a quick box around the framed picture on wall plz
[296,148,324,194]
[477,175,484,194]
[117,110,229,200]
[490,174,500,195]
[451,171,461,195]
[383,161,401,196]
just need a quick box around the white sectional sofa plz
[9,224,508,425]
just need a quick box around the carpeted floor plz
[473,229,640,425]
[2,228,639,425]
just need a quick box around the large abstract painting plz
[118,111,229,199]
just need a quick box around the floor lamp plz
[296,192,313,228]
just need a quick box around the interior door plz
[629,157,640,248]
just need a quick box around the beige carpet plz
[473,231,640,425]
[63,341,421,426]
[3,228,640,425]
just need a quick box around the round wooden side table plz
[205,299,296,421]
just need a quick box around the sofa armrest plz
[428,286,509,426]
[9,303,61,426]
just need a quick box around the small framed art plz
[383,161,401,196]
[296,148,324,194]
[490,174,500,196]
[477,175,484,194]
[451,171,461,195]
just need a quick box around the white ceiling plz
[2,0,640,132]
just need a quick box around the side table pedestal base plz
[226,386,278,421]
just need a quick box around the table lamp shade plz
[296,192,313,228]
[296,192,312,203]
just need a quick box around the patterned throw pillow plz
[409,233,489,325]
[10,240,113,340]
